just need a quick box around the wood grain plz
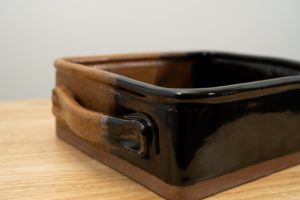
[0,100,300,200]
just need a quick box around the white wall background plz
[1,0,300,100]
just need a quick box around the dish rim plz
[55,51,300,101]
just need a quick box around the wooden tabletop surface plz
[1,100,300,200]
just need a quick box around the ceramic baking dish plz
[52,52,300,200]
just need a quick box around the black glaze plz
[108,52,300,186]
[104,114,150,157]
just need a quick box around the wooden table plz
[1,100,300,200]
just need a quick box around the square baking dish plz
[52,52,300,200]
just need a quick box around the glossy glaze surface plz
[55,52,300,187]
[110,53,300,186]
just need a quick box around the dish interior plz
[84,54,300,88]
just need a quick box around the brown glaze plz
[53,51,300,199]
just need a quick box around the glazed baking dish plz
[52,52,300,200]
